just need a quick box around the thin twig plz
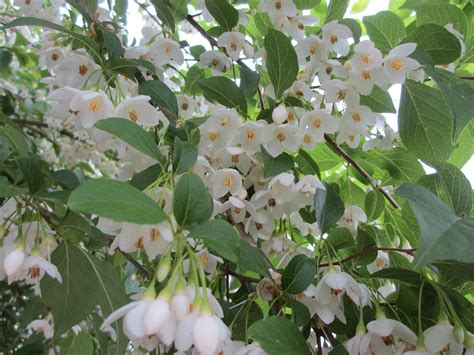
[324,134,401,209]
[227,270,260,283]
[13,119,75,139]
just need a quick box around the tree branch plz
[13,119,76,140]
[324,134,401,209]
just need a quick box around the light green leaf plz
[360,85,396,113]
[59,332,94,355]
[172,137,198,174]
[248,316,311,355]
[339,18,362,43]
[184,65,204,95]
[264,29,299,99]
[295,149,320,177]
[448,122,474,168]
[0,176,25,198]
[364,190,385,220]
[375,147,425,183]
[417,4,467,36]
[351,0,369,14]
[68,178,167,224]
[282,255,317,294]
[324,0,349,23]
[363,11,406,53]
[397,183,459,268]
[398,80,454,163]
[205,0,239,31]
[418,162,472,217]
[314,183,345,234]
[261,147,294,178]
[424,66,474,140]
[198,76,247,115]
[173,173,213,227]
[404,24,461,64]
[139,79,178,119]
[188,219,240,262]
[95,118,162,161]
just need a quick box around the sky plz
[126,0,474,185]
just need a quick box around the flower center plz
[201,254,209,265]
[313,117,321,128]
[211,58,219,67]
[27,266,41,279]
[348,134,355,142]
[134,236,144,249]
[208,131,218,141]
[390,59,402,71]
[268,198,276,207]
[375,258,385,267]
[51,53,60,61]
[362,54,370,64]
[330,34,338,44]
[181,103,189,110]
[304,134,312,144]
[150,228,161,241]
[310,43,318,55]
[128,109,138,122]
[231,154,240,163]
[230,41,238,51]
[276,132,286,142]
[246,128,255,140]
[220,115,230,127]
[336,90,346,100]
[224,176,233,188]
[89,98,102,113]
[164,43,173,54]
[287,112,295,121]
[255,222,263,230]
[275,1,282,10]
[361,70,371,80]
[78,64,88,76]
[351,113,361,122]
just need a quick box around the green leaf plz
[151,0,175,31]
[282,254,317,294]
[205,0,239,31]
[139,79,178,119]
[41,243,99,336]
[295,149,320,177]
[184,65,204,95]
[4,17,100,57]
[448,122,474,168]
[59,332,94,355]
[168,0,188,20]
[261,147,294,178]
[188,219,240,262]
[172,137,198,174]
[404,24,461,64]
[114,0,128,19]
[424,66,474,140]
[339,18,362,43]
[129,163,163,190]
[376,147,425,183]
[248,316,311,355]
[68,178,167,224]
[240,66,261,98]
[0,126,31,155]
[398,80,454,163]
[95,118,162,161]
[324,0,349,23]
[360,86,396,113]
[417,4,467,36]
[314,182,345,234]
[0,176,25,198]
[0,49,12,70]
[397,183,459,268]
[371,267,424,286]
[236,240,271,278]
[433,261,474,282]
[98,27,124,59]
[363,11,406,53]
[198,76,247,115]
[173,173,213,227]
[352,226,377,266]
[364,190,385,220]
[418,163,472,217]
[16,154,44,194]
[264,29,299,99]
[351,0,369,14]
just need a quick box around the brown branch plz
[227,269,260,283]
[318,246,416,267]
[324,134,401,209]
[460,76,474,80]
[13,119,75,139]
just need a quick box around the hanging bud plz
[272,105,288,124]
[193,314,220,355]
[143,297,171,335]
[4,241,26,280]
[157,252,171,282]
[453,325,465,344]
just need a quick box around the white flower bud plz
[143,298,171,335]
[193,314,220,355]
[272,105,288,124]
[171,294,191,322]
[4,248,25,277]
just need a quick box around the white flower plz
[258,0,297,21]
[337,205,367,235]
[234,121,266,155]
[287,15,319,41]
[39,47,66,70]
[299,109,338,148]
[27,318,54,339]
[177,94,195,119]
[351,40,383,74]
[261,123,300,157]
[199,108,241,152]
[217,32,254,61]
[269,173,295,204]
[69,90,114,129]
[322,21,352,56]
[295,35,327,66]
[336,121,365,148]
[272,105,288,124]
[18,254,62,285]
[47,87,81,119]
[366,318,418,350]
[149,38,184,67]
[115,95,164,127]
[341,105,376,129]
[199,50,231,74]
[321,79,359,107]
[383,43,420,84]
[221,196,250,223]
[244,211,274,240]
[193,314,221,355]
[294,175,325,207]
[210,168,243,198]
[367,251,390,274]
[54,51,101,89]
[213,146,252,175]
[424,320,462,354]
[3,247,26,282]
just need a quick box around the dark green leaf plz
[371,267,424,286]
[173,173,213,227]
[248,316,311,355]
[139,79,178,119]
[68,178,167,224]
[0,49,12,70]
[282,254,317,294]
[404,24,461,64]
[240,66,261,97]
[261,147,294,178]
[264,29,299,99]
[417,4,467,36]
[314,182,345,234]
[295,149,320,177]
[433,261,474,281]
[339,18,362,43]
[363,11,405,53]
[172,137,198,174]
[98,27,124,59]
[205,0,239,31]
[129,163,163,190]
[236,240,271,278]
[0,176,25,198]
[360,85,396,113]
[151,0,175,31]
[324,0,349,23]
[398,80,454,162]
[59,332,94,355]
[16,154,44,194]
[198,77,247,115]
[188,219,240,262]
[95,117,162,161]
[364,190,385,220]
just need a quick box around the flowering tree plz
[1,0,473,353]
